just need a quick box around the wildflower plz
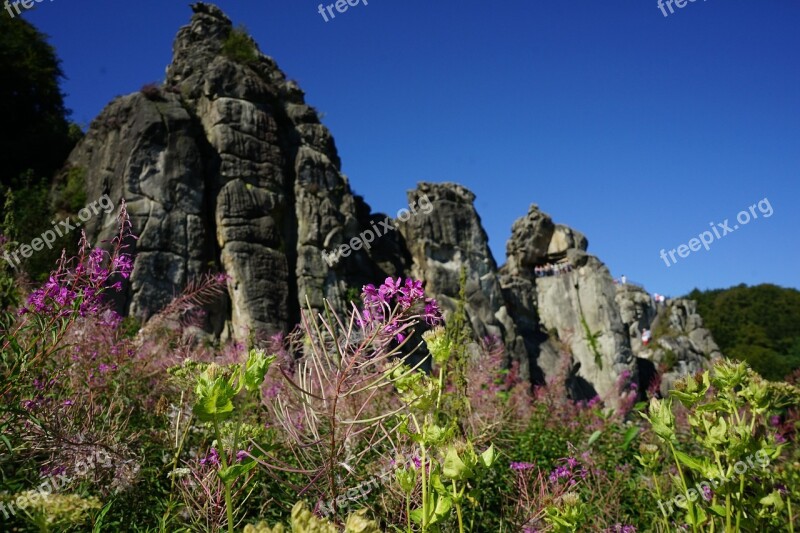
[549,465,570,483]
[560,492,580,507]
[236,450,248,462]
[510,461,535,471]
[398,279,424,308]
[701,484,713,501]
[379,277,402,299]
[424,298,442,325]
[63,399,75,407]
[361,284,383,305]
[200,448,220,467]
[411,456,422,469]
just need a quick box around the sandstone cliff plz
[61,3,720,405]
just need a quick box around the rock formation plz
[60,3,720,405]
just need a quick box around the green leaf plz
[480,444,496,468]
[588,430,602,446]
[443,447,471,480]
[219,460,258,484]
[395,467,417,494]
[709,504,727,517]
[193,370,236,422]
[673,450,706,475]
[92,501,114,533]
[244,349,275,392]
[622,426,640,448]
[409,508,424,525]
[760,491,785,512]
[432,494,453,519]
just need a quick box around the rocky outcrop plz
[398,183,518,346]
[499,206,635,407]
[62,3,719,406]
[616,286,722,395]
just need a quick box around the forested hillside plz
[688,284,800,380]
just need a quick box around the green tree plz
[688,284,800,381]
[0,15,76,188]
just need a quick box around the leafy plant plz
[580,313,603,369]
[188,349,275,533]
[639,359,800,532]
[222,26,259,66]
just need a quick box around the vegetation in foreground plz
[0,208,798,533]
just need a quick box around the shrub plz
[222,26,259,66]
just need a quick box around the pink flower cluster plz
[360,277,442,326]
[21,202,135,318]
[548,456,587,485]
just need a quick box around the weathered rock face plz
[398,183,518,346]
[64,3,719,405]
[70,3,402,339]
[499,206,635,406]
[616,288,722,395]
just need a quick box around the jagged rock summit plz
[61,3,720,405]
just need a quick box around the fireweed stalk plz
[1,199,134,397]
[252,277,442,521]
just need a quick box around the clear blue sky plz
[22,0,800,297]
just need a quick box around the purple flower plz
[63,399,74,407]
[769,415,781,427]
[200,448,220,467]
[549,465,570,483]
[412,456,422,469]
[396,280,423,309]
[362,284,383,305]
[379,277,402,299]
[701,485,713,501]
[111,254,133,279]
[510,461,535,471]
[424,298,442,325]
[236,450,248,462]
[566,457,579,469]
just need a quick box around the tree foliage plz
[687,284,800,381]
[0,15,77,188]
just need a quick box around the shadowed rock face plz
[64,3,719,404]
